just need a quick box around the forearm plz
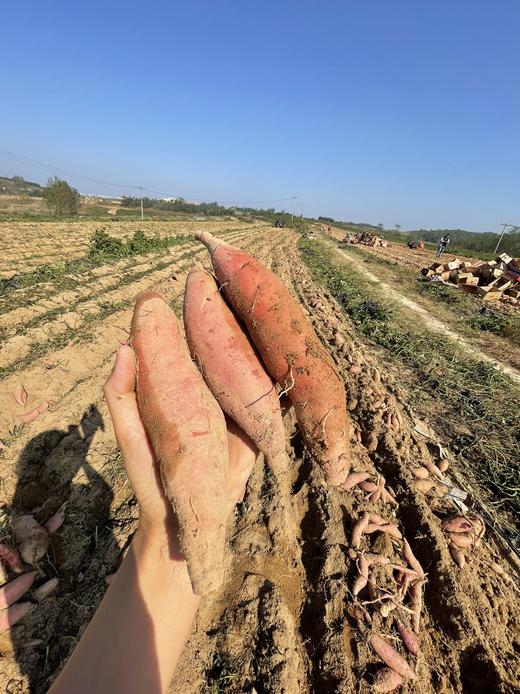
[50,529,200,694]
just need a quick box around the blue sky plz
[2,1,519,230]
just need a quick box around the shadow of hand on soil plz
[8,404,117,693]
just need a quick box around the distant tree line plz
[120,196,277,217]
[407,228,520,256]
[326,218,382,231]
[319,215,519,256]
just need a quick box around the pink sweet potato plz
[438,459,450,473]
[33,578,59,602]
[402,539,425,578]
[13,516,49,565]
[340,471,371,491]
[353,555,370,596]
[131,291,229,594]
[373,667,404,692]
[44,502,67,534]
[20,402,48,424]
[352,512,370,549]
[369,633,415,680]
[410,466,429,480]
[409,581,424,633]
[396,620,420,656]
[449,545,466,568]
[195,230,351,485]
[183,270,286,469]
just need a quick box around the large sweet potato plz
[195,231,351,485]
[131,291,229,594]
[184,270,286,471]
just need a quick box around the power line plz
[0,147,297,207]
[0,148,141,190]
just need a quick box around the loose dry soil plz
[0,221,519,693]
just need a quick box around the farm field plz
[0,219,519,692]
[0,218,255,278]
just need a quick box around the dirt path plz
[337,247,520,385]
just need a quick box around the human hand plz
[1,510,65,632]
[0,546,34,632]
[103,344,257,557]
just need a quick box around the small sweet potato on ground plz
[12,516,49,565]
[369,633,415,680]
[373,667,404,692]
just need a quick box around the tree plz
[43,177,80,215]
[377,223,384,230]
[395,224,401,232]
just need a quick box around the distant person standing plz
[436,233,450,257]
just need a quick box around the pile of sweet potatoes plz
[130,231,353,594]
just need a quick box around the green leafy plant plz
[43,177,80,215]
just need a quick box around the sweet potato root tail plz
[194,229,226,252]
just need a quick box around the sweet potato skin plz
[131,291,229,594]
[184,270,285,468]
[195,231,351,485]
[369,633,415,680]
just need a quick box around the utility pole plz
[139,186,144,220]
[494,222,519,255]
[291,196,297,221]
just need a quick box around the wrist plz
[133,518,186,566]
[131,523,201,610]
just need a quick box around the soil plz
[1,222,519,693]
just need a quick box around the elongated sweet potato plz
[396,620,420,656]
[184,270,286,470]
[195,230,351,485]
[131,291,229,594]
[369,633,415,680]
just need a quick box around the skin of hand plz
[49,343,257,694]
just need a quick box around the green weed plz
[0,228,190,297]
[206,652,238,693]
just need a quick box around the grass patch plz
[300,237,520,529]
[206,652,239,693]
